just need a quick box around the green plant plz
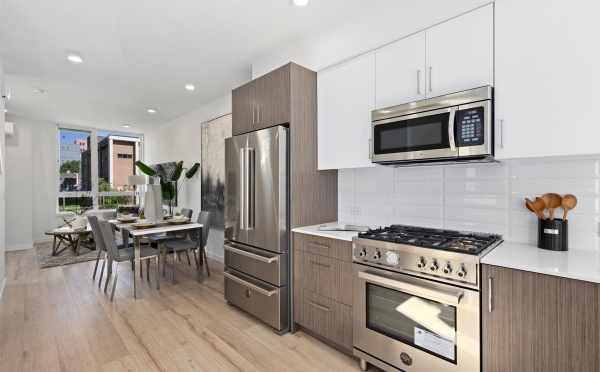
[135,160,200,214]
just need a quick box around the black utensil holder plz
[538,219,568,251]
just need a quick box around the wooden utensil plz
[561,194,578,220]
[525,198,545,219]
[533,197,548,219]
[541,193,562,220]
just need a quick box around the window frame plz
[56,124,144,213]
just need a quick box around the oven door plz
[353,265,480,372]
[371,107,458,163]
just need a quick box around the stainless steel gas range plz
[352,225,502,372]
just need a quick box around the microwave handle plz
[448,108,457,152]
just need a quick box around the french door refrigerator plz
[224,125,289,332]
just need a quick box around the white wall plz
[251,0,489,77]
[146,94,232,261]
[4,116,57,250]
[339,157,600,251]
[0,58,6,296]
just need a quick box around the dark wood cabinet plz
[482,264,599,372]
[232,64,291,135]
[232,82,254,135]
[293,233,353,352]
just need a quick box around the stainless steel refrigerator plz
[224,125,289,332]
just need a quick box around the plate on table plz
[131,220,157,229]
[167,217,190,225]
[117,215,138,223]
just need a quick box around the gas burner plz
[358,224,502,255]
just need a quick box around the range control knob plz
[457,265,467,278]
[429,259,439,272]
[416,256,426,269]
[358,248,367,257]
[443,263,453,274]
[372,250,382,260]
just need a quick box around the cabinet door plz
[426,4,493,97]
[482,264,599,372]
[317,53,375,170]
[232,83,254,135]
[254,64,290,130]
[375,32,426,108]
[495,0,600,159]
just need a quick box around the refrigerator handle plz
[246,147,255,230]
[239,148,245,230]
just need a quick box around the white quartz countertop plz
[481,241,600,284]
[291,222,360,242]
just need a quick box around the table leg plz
[52,236,58,256]
[133,236,141,299]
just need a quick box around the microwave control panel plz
[456,107,484,147]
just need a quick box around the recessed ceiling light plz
[33,88,47,94]
[292,0,309,6]
[185,84,195,91]
[147,108,157,114]
[122,124,131,128]
[67,53,84,64]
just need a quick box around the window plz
[57,127,144,213]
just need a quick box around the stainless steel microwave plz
[371,86,493,165]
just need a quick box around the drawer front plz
[294,233,352,262]
[224,269,288,331]
[300,290,353,350]
[224,242,286,286]
[299,251,353,306]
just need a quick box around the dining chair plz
[98,220,161,300]
[163,211,211,280]
[89,215,133,285]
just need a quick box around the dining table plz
[108,219,204,299]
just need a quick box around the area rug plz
[35,240,98,269]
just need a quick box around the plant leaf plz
[135,161,157,176]
[171,161,184,181]
[185,163,200,179]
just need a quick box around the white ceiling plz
[0,0,368,131]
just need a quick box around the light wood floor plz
[0,249,361,372]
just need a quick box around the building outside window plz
[58,127,143,213]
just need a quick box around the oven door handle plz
[448,107,457,152]
[358,270,464,305]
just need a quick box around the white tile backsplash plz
[339,156,600,251]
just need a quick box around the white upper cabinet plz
[318,53,375,170]
[495,0,600,159]
[426,5,494,97]
[375,32,426,109]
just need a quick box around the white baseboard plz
[6,243,34,252]
[0,277,6,300]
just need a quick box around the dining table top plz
[107,220,203,237]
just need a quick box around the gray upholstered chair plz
[163,211,211,280]
[99,220,160,300]
[89,215,133,286]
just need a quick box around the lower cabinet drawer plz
[224,269,288,331]
[300,289,353,351]
[301,251,353,306]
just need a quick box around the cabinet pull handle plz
[308,242,330,251]
[309,260,331,269]
[256,105,260,125]
[251,105,255,125]
[309,301,331,312]
[417,70,421,95]
[488,276,493,313]
[499,119,504,149]
[428,66,433,93]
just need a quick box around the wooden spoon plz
[525,198,545,220]
[533,197,548,219]
[541,193,562,220]
[561,194,578,220]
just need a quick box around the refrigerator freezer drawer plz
[224,242,287,286]
[224,269,289,331]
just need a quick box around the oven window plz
[366,283,457,363]
[373,112,451,154]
